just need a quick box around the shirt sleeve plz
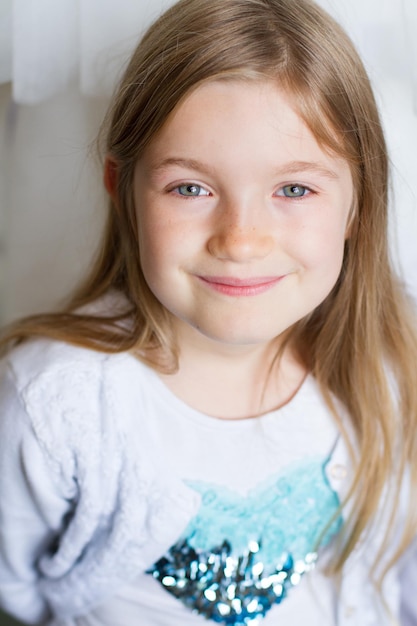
[0,361,74,624]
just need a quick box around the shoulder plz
[1,289,147,400]
[4,339,117,428]
[1,338,154,475]
[0,337,169,517]
[4,334,151,400]
[5,337,108,385]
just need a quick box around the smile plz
[197,275,284,296]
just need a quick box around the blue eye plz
[176,184,209,197]
[279,185,309,198]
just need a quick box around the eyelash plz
[170,182,314,199]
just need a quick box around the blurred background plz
[0,0,416,624]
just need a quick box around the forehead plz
[156,79,309,147]
[142,79,351,182]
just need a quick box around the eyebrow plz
[277,160,340,180]
[149,157,216,177]
[149,157,340,180]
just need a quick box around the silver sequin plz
[148,538,318,624]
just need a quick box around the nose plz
[207,201,274,262]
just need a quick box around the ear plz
[103,155,119,202]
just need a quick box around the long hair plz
[2,0,417,582]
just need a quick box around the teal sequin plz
[148,457,342,624]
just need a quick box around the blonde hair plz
[2,0,417,586]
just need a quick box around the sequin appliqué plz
[148,458,342,625]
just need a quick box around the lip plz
[197,275,285,296]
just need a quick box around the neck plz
[158,336,307,420]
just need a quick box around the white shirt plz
[0,338,415,625]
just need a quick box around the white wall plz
[0,85,108,322]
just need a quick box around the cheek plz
[294,215,347,274]
[137,214,184,283]
[137,209,162,279]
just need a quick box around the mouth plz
[197,275,285,296]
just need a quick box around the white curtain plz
[1,0,175,102]
[0,0,416,322]
[0,0,415,105]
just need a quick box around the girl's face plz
[133,80,353,354]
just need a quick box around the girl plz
[1,0,417,624]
